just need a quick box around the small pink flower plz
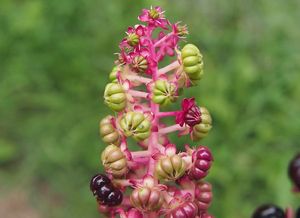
[138,6,169,29]
[176,98,202,127]
[155,31,179,61]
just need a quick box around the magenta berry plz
[288,153,300,190]
[188,146,213,180]
[91,6,215,217]
[252,204,285,218]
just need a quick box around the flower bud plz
[155,155,187,181]
[166,199,198,218]
[191,107,212,141]
[119,112,151,141]
[181,44,204,85]
[152,80,177,106]
[130,186,164,212]
[188,146,213,180]
[194,181,213,211]
[101,144,127,178]
[109,66,119,83]
[131,55,148,73]
[127,33,140,47]
[99,116,120,146]
[104,83,127,112]
[176,24,189,38]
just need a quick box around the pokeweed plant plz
[90,6,214,218]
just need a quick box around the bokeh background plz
[1,0,300,217]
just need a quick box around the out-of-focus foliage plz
[0,0,299,217]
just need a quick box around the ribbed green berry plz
[155,155,186,181]
[127,33,140,46]
[104,83,127,112]
[181,44,204,85]
[152,80,177,106]
[119,112,151,141]
[191,107,212,141]
[131,56,148,73]
[99,115,120,146]
[109,66,119,83]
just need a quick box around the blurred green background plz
[0,0,299,217]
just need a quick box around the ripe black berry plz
[288,153,300,189]
[252,204,285,218]
[90,174,111,193]
[296,207,300,218]
[105,189,123,206]
[96,184,114,200]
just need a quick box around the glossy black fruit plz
[90,174,111,193]
[105,189,123,206]
[252,204,285,218]
[296,207,300,218]
[288,153,300,189]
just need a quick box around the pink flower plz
[176,98,202,127]
[155,31,179,61]
[138,6,169,29]
[120,25,146,49]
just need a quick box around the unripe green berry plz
[181,44,204,85]
[155,155,186,181]
[152,80,177,106]
[101,144,127,178]
[119,112,151,141]
[191,107,212,141]
[99,116,120,146]
[109,66,119,83]
[104,83,127,112]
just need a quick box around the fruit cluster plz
[90,6,214,218]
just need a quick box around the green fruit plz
[181,44,204,85]
[191,107,212,141]
[119,112,151,141]
[152,80,177,106]
[104,83,127,112]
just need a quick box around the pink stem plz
[131,150,150,158]
[127,74,152,84]
[158,60,180,75]
[157,111,179,118]
[159,124,187,135]
[154,32,175,47]
[128,90,149,98]
[147,27,160,177]
[285,207,294,218]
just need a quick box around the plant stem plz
[157,111,179,118]
[158,60,180,75]
[131,150,150,158]
[154,32,174,47]
[128,90,149,98]
[127,74,152,84]
[159,124,187,135]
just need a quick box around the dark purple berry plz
[296,207,300,218]
[96,184,114,201]
[90,174,111,193]
[252,204,285,218]
[105,189,123,206]
[288,153,300,189]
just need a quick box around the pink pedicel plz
[91,6,214,218]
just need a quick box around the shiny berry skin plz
[288,153,300,189]
[252,204,285,218]
[90,174,111,193]
[105,189,123,206]
[188,146,213,180]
